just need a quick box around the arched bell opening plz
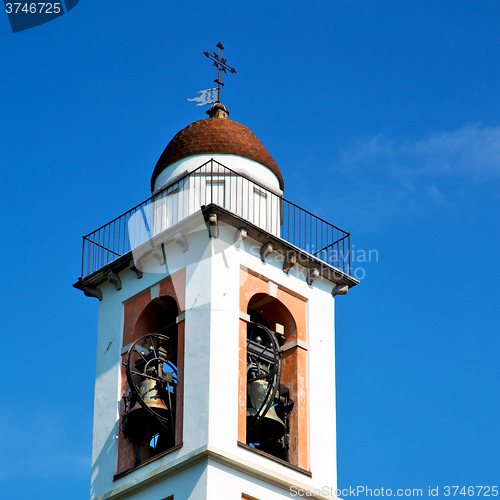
[245,294,297,463]
[247,293,297,342]
[121,296,179,468]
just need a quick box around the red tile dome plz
[151,108,283,191]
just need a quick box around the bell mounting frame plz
[246,322,282,434]
[125,333,177,435]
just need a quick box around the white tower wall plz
[90,217,339,500]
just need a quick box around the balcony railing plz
[80,160,351,278]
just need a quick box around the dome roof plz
[151,110,283,191]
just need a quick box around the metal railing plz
[81,160,351,278]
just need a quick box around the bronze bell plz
[247,368,286,443]
[126,378,171,439]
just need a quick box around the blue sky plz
[1,1,499,499]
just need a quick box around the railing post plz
[348,234,351,275]
[211,159,214,204]
[342,234,345,273]
[81,237,86,278]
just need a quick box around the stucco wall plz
[90,217,338,500]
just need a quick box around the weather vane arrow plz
[188,41,237,106]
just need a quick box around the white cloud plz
[328,124,500,226]
[340,124,500,181]
[427,184,442,202]
[408,125,500,180]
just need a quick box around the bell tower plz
[76,100,358,500]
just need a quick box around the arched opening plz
[248,293,297,341]
[245,294,297,463]
[120,296,180,469]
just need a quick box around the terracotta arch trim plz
[117,269,186,475]
[239,267,309,470]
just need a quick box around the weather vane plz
[188,41,237,107]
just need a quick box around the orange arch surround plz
[116,270,185,476]
[239,267,308,470]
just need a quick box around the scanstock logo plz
[3,0,79,32]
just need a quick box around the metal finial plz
[202,41,237,104]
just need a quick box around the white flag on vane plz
[188,88,218,106]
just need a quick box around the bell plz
[126,378,171,439]
[247,372,286,443]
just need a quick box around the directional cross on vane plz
[203,41,237,103]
